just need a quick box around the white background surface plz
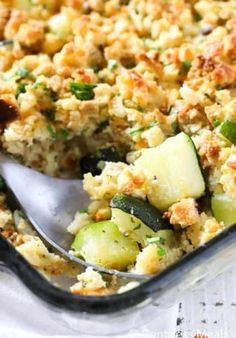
[0,267,236,338]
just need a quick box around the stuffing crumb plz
[134,244,182,275]
[186,213,224,247]
[134,244,162,275]
[83,162,152,200]
[0,208,12,228]
[16,236,67,275]
[70,267,108,295]
[67,211,91,235]
[166,198,200,228]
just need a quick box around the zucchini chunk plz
[71,221,139,270]
[111,207,174,247]
[219,120,236,145]
[110,193,171,232]
[135,132,205,211]
[211,193,236,226]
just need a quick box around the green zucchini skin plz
[80,145,125,176]
[188,133,207,190]
[219,120,236,145]
[110,193,172,232]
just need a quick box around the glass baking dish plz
[1,222,236,335]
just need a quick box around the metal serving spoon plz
[0,153,147,280]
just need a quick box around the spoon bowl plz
[0,153,147,280]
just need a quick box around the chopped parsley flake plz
[57,127,69,140]
[128,121,158,136]
[146,236,166,245]
[171,120,179,134]
[15,67,31,78]
[92,65,100,73]
[33,82,47,90]
[128,126,145,136]
[181,61,192,73]
[78,208,88,214]
[204,93,211,100]
[157,246,166,257]
[108,59,118,71]
[123,99,144,112]
[193,13,202,22]
[133,223,142,230]
[70,82,97,101]
[215,84,223,90]
[16,83,28,98]
[47,124,69,141]
[47,124,57,140]
[41,108,55,121]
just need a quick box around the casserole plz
[0,1,236,333]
